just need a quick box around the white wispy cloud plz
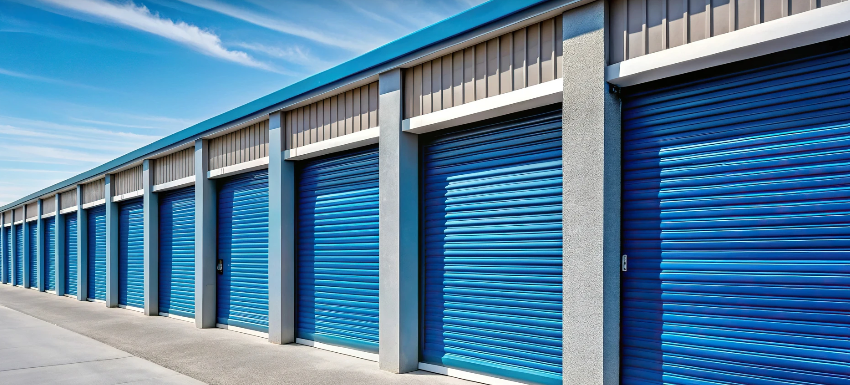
[37,0,274,72]
[0,67,104,90]
[234,42,333,69]
[177,0,377,52]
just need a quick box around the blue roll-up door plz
[217,170,269,332]
[3,227,9,283]
[87,206,106,301]
[296,146,379,352]
[14,224,22,286]
[65,214,77,296]
[621,47,850,384]
[119,199,144,308]
[421,109,563,385]
[159,187,195,318]
[44,217,56,291]
[28,223,37,287]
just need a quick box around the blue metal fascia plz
[0,0,549,212]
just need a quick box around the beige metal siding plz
[2,210,9,224]
[114,165,143,196]
[82,179,105,205]
[284,82,379,151]
[609,0,840,64]
[13,207,22,221]
[60,190,78,210]
[209,120,269,171]
[154,147,195,185]
[42,198,56,215]
[26,203,37,220]
[404,16,563,119]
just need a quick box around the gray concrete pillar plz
[561,2,621,384]
[10,209,17,286]
[378,68,419,373]
[268,111,296,344]
[36,199,44,291]
[195,139,217,328]
[23,205,31,289]
[105,174,119,307]
[143,159,159,316]
[77,184,88,301]
[55,194,65,296]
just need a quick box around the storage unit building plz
[65,213,78,297]
[44,216,56,292]
[118,198,144,309]
[87,206,107,301]
[158,187,196,318]
[14,224,22,286]
[27,221,37,288]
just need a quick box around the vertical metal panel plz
[28,223,36,286]
[114,165,143,196]
[26,203,38,220]
[216,170,269,332]
[153,148,195,185]
[14,207,23,221]
[42,198,56,215]
[65,214,77,296]
[621,48,850,384]
[296,146,380,353]
[159,186,195,318]
[421,110,563,385]
[208,121,269,171]
[610,0,841,63]
[44,216,55,291]
[3,227,9,285]
[83,179,105,205]
[403,16,564,119]
[118,198,144,308]
[15,225,22,285]
[87,206,106,301]
[284,82,379,150]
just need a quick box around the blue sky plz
[0,0,485,205]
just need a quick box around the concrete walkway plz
[0,284,471,385]
[0,303,202,384]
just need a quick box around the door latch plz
[621,254,628,272]
[216,259,223,275]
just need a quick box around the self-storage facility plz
[1,0,849,384]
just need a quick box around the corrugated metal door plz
[87,206,106,301]
[621,47,850,384]
[44,217,55,291]
[28,223,37,287]
[4,227,9,283]
[65,214,77,296]
[159,187,195,318]
[421,109,563,385]
[15,225,22,286]
[296,146,379,352]
[217,170,269,332]
[119,199,144,308]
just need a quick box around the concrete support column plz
[143,159,159,316]
[105,174,119,307]
[55,194,65,296]
[10,210,16,286]
[77,185,88,301]
[561,2,621,384]
[268,111,296,345]
[37,199,44,291]
[378,68,419,373]
[195,139,217,328]
[23,205,31,289]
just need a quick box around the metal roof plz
[0,0,550,210]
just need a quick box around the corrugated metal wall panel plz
[27,223,36,287]
[13,207,22,221]
[44,216,55,291]
[284,82,379,151]
[420,110,563,385]
[154,148,195,185]
[65,214,77,296]
[114,165,143,196]
[404,16,562,119]
[25,203,37,220]
[159,187,195,318]
[87,206,106,301]
[620,47,850,384]
[42,198,56,215]
[296,146,380,353]
[609,0,844,64]
[217,170,269,332]
[60,190,77,210]
[209,121,269,171]
[118,199,144,308]
[83,179,105,205]
[14,225,22,286]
